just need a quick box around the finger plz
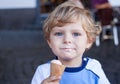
[41,76,61,84]
[49,76,61,81]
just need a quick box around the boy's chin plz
[58,56,76,61]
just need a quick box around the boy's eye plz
[54,32,63,36]
[73,32,81,36]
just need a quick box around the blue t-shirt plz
[31,57,110,84]
[60,58,99,84]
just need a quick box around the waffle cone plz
[50,62,65,77]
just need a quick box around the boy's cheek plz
[47,40,52,48]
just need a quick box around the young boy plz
[31,1,110,84]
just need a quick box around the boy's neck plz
[58,56,82,67]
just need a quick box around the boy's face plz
[47,21,92,61]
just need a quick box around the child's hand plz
[41,76,61,84]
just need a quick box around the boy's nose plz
[64,40,71,44]
[63,35,72,44]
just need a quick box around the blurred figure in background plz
[91,0,111,10]
[91,0,113,25]
[91,0,114,39]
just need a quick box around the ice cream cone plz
[50,60,65,77]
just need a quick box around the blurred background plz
[0,0,120,84]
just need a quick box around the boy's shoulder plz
[36,61,51,78]
[85,57,103,77]
[37,61,51,70]
[85,57,110,84]
[85,57,102,70]
[86,57,101,68]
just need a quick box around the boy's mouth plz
[60,48,75,51]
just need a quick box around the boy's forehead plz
[52,22,83,30]
[55,18,82,26]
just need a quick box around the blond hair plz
[43,1,101,41]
